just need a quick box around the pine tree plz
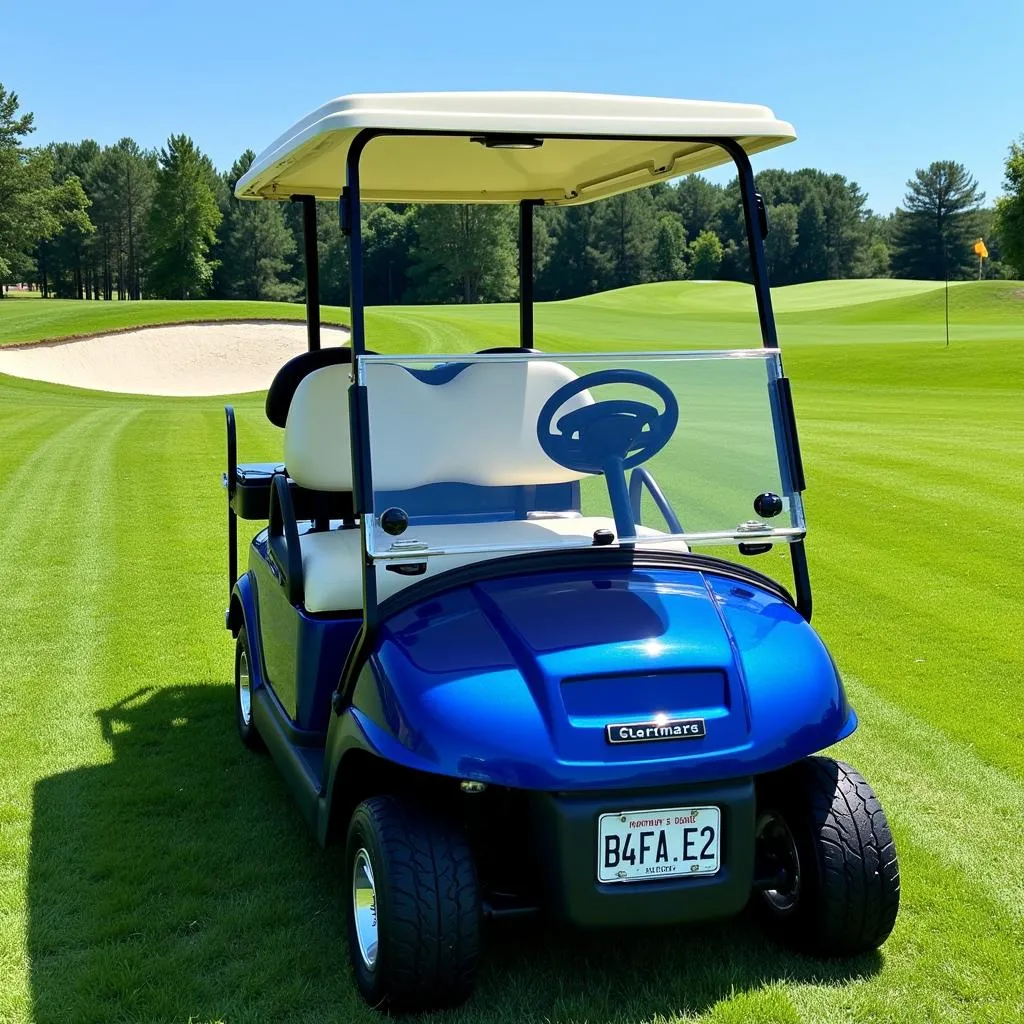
[891,161,984,280]
[218,150,299,301]
[794,194,828,282]
[592,191,657,288]
[536,205,613,299]
[764,203,799,284]
[147,134,222,299]
[673,175,725,239]
[651,214,686,281]
[92,139,156,299]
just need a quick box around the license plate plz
[597,806,721,883]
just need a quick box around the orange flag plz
[974,239,989,258]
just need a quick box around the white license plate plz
[597,806,721,883]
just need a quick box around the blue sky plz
[5,0,1022,214]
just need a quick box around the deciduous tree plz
[689,229,724,280]
[39,140,99,297]
[407,205,517,303]
[993,137,1024,278]
[0,84,91,294]
[362,205,414,304]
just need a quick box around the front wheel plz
[344,795,480,1010]
[755,756,900,956]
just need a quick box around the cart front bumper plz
[529,777,755,928]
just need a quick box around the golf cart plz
[224,92,900,1010]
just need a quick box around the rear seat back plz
[284,358,594,495]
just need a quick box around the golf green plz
[0,280,1021,1023]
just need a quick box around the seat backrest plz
[284,363,353,491]
[283,359,593,494]
[266,347,351,427]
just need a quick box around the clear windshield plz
[357,350,804,562]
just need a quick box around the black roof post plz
[292,194,321,352]
[519,199,540,349]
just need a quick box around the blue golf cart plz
[224,92,899,1010]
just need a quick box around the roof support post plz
[716,140,777,351]
[340,180,365,358]
[292,195,321,352]
[717,139,812,621]
[341,131,380,663]
[518,199,540,349]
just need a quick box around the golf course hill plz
[0,278,1019,397]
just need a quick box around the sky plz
[4,0,1022,214]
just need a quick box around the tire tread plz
[760,756,899,956]
[347,794,479,1009]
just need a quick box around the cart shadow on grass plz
[28,684,882,1024]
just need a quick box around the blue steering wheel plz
[538,369,679,473]
[537,369,679,541]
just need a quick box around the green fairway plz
[0,298,347,346]
[4,279,1021,351]
[0,281,1022,1024]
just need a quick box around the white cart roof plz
[235,91,795,205]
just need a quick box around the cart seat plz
[284,358,687,613]
[284,358,593,492]
[301,519,685,612]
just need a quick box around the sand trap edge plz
[1,318,349,351]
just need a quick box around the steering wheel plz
[537,369,679,541]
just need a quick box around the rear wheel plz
[344,795,480,1010]
[234,630,262,750]
[755,756,899,956]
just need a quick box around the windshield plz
[357,350,804,562]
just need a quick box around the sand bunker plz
[0,321,349,396]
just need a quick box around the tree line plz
[2,82,1023,304]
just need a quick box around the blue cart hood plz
[357,566,855,790]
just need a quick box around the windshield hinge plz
[772,376,806,492]
[755,192,769,240]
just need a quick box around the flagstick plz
[944,246,950,348]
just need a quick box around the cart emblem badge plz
[605,717,706,744]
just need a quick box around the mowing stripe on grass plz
[0,286,1020,1023]
[0,406,139,1023]
[838,677,1024,921]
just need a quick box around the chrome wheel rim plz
[238,649,252,726]
[352,848,379,969]
[756,811,801,913]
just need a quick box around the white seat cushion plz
[300,519,688,613]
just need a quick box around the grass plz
[0,279,1022,1023]
[0,298,348,346]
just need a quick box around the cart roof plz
[234,91,795,205]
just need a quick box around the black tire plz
[755,756,899,956]
[344,794,480,1011]
[234,630,262,751]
